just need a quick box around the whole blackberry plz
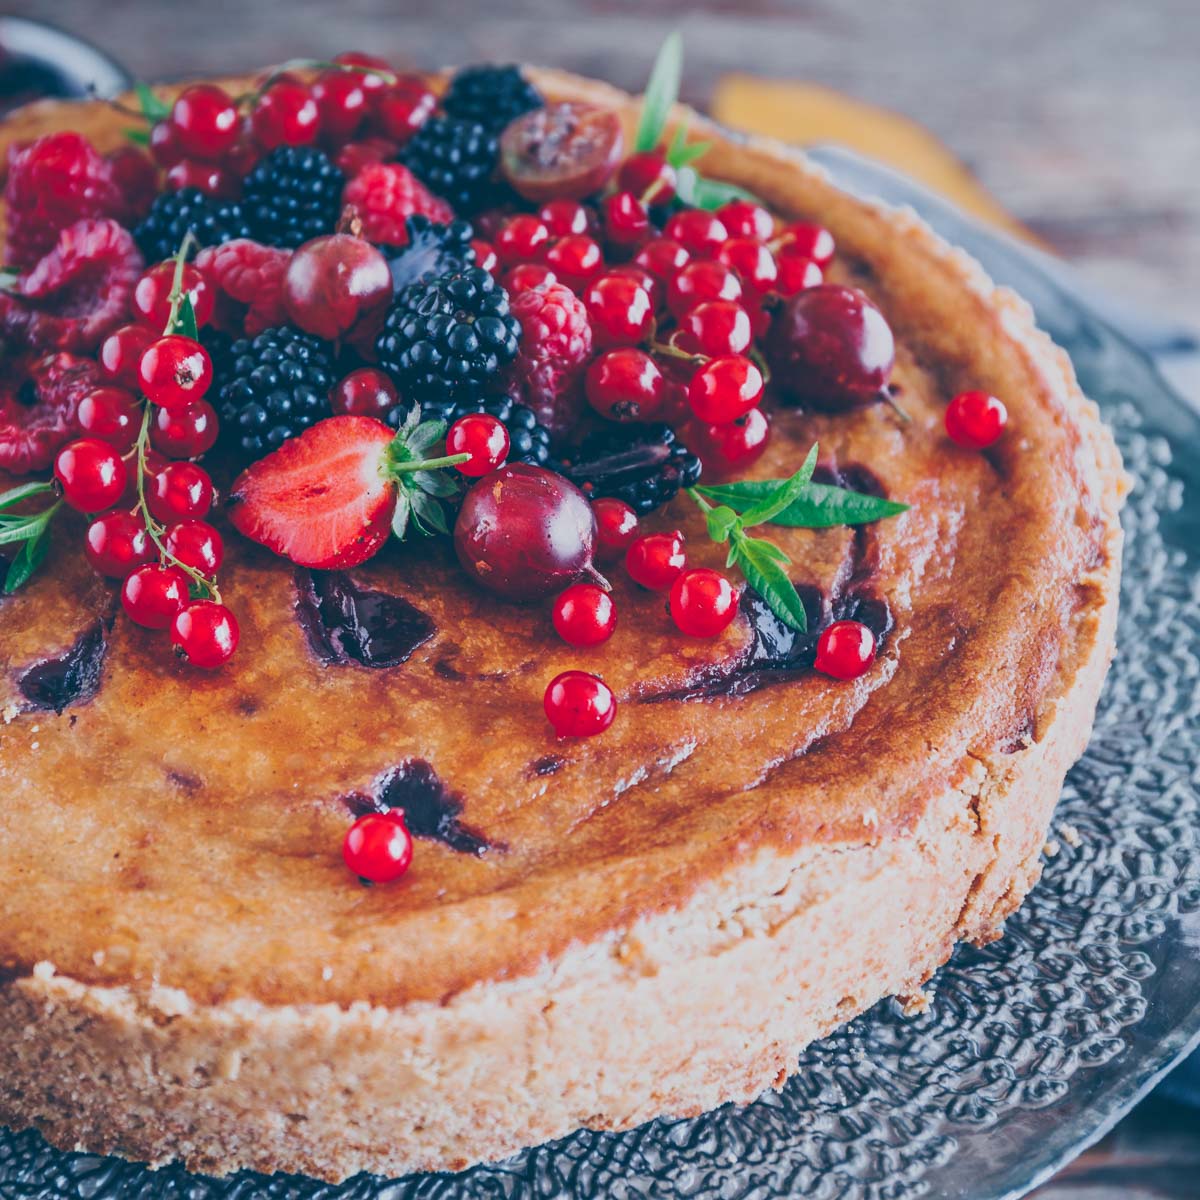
[384,215,476,290]
[376,266,521,406]
[242,146,345,249]
[442,64,544,134]
[133,188,251,263]
[401,116,498,214]
[562,423,702,514]
[388,393,550,467]
[214,327,336,462]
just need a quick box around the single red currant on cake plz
[585,348,665,421]
[165,519,224,574]
[688,355,764,425]
[619,151,677,204]
[151,400,219,459]
[133,262,214,331]
[171,601,239,669]
[77,387,140,451]
[137,335,213,411]
[814,619,876,680]
[591,497,639,561]
[552,583,617,647]
[147,461,214,523]
[448,413,510,477]
[53,438,127,512]
[170,84,240,160]
[332,368,399,419]
[583,274,654,347]
[669,568,740,637]
[283,234,392,341]
[544,670,617,738]
[84,511,153,578]
[689,408,771,478]
[663,209,728,258]
[945,391,1008,449]
[343,809,413,883]
[121,563,190,629]
[625,530,687,590]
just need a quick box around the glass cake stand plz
[2,148,1198,1200]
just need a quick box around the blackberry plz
[388,393,550,467]
[375,266,521,406]
[384,215,476,291]
[442,64,544,134]
[133,188,251,263]
[241,146,345,249]
[562,423,702,514]
[401,116,498,214]
[214,327,336,463]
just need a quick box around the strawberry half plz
[228,416,397,569]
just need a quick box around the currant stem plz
[240,59,399,109]
[390,452,471,475]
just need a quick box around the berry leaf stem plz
[383,407,470,540]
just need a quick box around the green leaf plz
[171,293,198,340]
[0,481,53,512]
[675,167,762,212]
[665,123,712,169]
[124,127,150,147]
[730,532,808,632]
[705,504,740,544]
[410,489,449,536]
[407,418,447,457]
[413,468,459,499]
[3,527,49,593]
[696,477,909,527]
[738,444,819,527]
[134,81,171,123]
[635,31,683,153]
[391,490,411,541]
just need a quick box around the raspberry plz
[195,239,292,337]
[106,147,159,222]
[3,133,124,268]
[505,282,593,438]
[341,162,453,246]
[0,219,143,354]
[0,352,103,475]
[333,136,399,178]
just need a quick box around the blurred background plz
[1,2,1197,1196]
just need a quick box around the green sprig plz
[384,406,469,540]
[0,481,60,593]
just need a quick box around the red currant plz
[77,388,140,451]
[543,670,617,738]
[333,51,394,91]
[583,274,654,347]
[775,251,823,295]
[619,151,677,204]
[342,810,413,883]
[133,262,214,331]
[138,335,213,411]
[165,159,239,199]
[585,348,665,421]
[625,530,687,590]
[149,119,184,167]
[252,79,321,148]
[53,439,127,512]
[471,238,499,277]
[225,125,262,176]
[777,222,836,266]
[678,300,752,357]
[503,262,556,293]
[814,619,876,680]
[332,368,399,419]
[717,237,778,293]
[84,511,152,578]
[667,260,742,317]
[552,583,616,646]
[634,238,690,287]
[663,209,728,258]
[669,568,739,637]
[121,563,189,629]
[945,391,1008,449]
[543,234,603,291]
[601,191,650,248]
[151,400,219,459]
[369,78,435,144]
[169,85,239,160]
[312,70,367,143]
[688,355,763,425]
[691,407,771,477]
[99,324,155,388]
[605,263,661,309]
[165,519,223,574]
[147,461,214,523]
[717,199,774,241]
[495,215,550,266]
[592,497,639,561]
[448,413,510,477]
[539,199,590,237]
[170,601,239,669]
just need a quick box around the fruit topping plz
[591,496,640,561]
[584,273,655,348]
[170,600,240,668]
[687,355,764,425]
[669,567,740,637]
[343,809,414,883]
[775,221,836,267]
[390,393,551,468]
[194,238,293,337]
[120,563,190,629]
[585,348,666,422]
[0,351,102,474]
[137,334,213,411]
[552,582,617,647]
[383,215,476,290]
[544,669,616,737]
[341,162,454,247]
[945,390,1008,449]
[133,261,215,331]
[625,530,687,590]
[250,78,321,149]
[170,84,241,160]
[282,233,392,341]
[242,146,345,249]
[562,422,702,514]
[402,115,500,214]
[689,407,771,478]
[447,412,510,477]
[499,102,624,202]
[333,368,399,419]
[84,511,153,578]
[146,461,214,523]
[814,618,876,680]
[53,437,127,512]
[77,386,140,450]
[370,78,437,145]
[443,64,545,133]
[134,187,252,263]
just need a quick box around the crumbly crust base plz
[0,68,1124,1181]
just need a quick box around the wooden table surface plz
[4,1,1198,1195]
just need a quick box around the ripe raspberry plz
[505,282,593,438]
[3,133,125,267]
[194,239,292,337]
[0,219,143,354]
[106,147,159,222]
[341,162,453,247]
[0,352,103,474]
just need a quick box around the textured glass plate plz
[3,152,1199,1200]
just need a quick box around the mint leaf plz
[697,477,909,527]
[124,128,151,147]
[3,525,49,593]
[705,504,740,544]
[675,167,761,211]
[134,81,171,123]
[738,444,819,527]
[635,31,683,153]
[0,481,53,512]
[730,531,807,632]
[665,122,712,169]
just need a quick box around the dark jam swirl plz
[17,618,109,713]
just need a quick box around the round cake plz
[0,59,1123,1182]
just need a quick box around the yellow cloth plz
[711,75,1039,246]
